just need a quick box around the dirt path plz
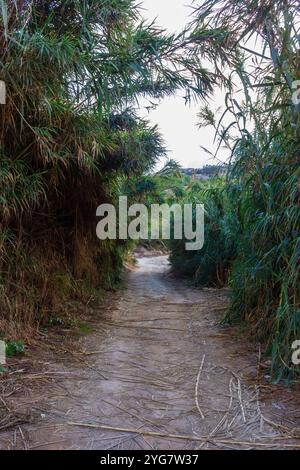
[1,255,300,450]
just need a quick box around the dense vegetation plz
[0,0,219,337]
[169,0,300,380]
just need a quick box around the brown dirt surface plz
[1,255,300,450]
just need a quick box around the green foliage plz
[6,340,25,357]
[170,178,238,286]
[170,0,300,380]
[2,0,297,384]
[0,1,216,334]
[47,317,65,327]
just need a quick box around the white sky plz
[140,0,227,169]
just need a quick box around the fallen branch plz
[67,422,300,448]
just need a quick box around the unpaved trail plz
[1,255,300,450]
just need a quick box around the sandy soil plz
[0,255,300,450]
